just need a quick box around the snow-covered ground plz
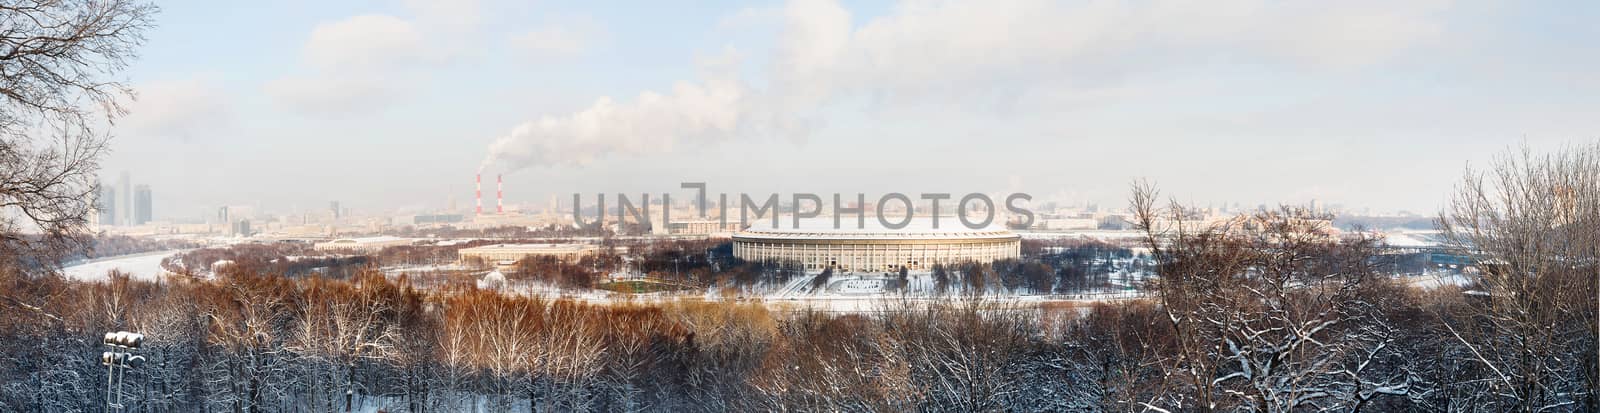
[61,250,181,282]
[746,271,1152,313]
[381,263,470,276]
[1401,271,1475,289]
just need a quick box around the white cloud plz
[402,0,481,29]
[122,76,231,139]
[716,6,781,31]
[263,75,399,117]
[481,45,822,172]
[482,0,1459,173]
[1255,2,1449,68]
[268,14,441,115]
[509,26,589,59]
[771,0,1454,107]
[302,14,433,72]
[507,19,606,62]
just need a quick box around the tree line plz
[3,143,1594,412]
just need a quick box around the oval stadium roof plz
[735,216,1018,241]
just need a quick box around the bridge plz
[1378,245,1477,268]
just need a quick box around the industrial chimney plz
[475,174,482,215]
[497,174,504,214]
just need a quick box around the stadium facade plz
[732,217,1021,273]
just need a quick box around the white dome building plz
[478,270,507,290]
[732,217,1021,273]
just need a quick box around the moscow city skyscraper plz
[134,185,151,225]
[118,171,131,226]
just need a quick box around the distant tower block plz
[497,174,505,214]
[475,174,483,215]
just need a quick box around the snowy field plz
[61,250,180,282]
[1400,270,1475,289]
[381,263,470,276]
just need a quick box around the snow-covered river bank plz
[60,250,181,282]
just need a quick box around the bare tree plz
[1132,180,1413,411]
[0,0,157,272]
[288,274,400,412]
[875,300,1033,411]
[1437,143,1599,411]
[200,273,297,413]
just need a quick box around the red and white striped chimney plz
[496,174,504,214]
[475,174,483,215]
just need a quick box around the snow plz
[382,263,469,276]
[1382,233,1439,248]
[61,250,181,282]
[1401,271,1474,289]
[478,270,507,289]
[835,278,887,294]
[750,271,1152,313]
[1019,230,1147,241]
[336,235,408,242]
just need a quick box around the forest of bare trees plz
[0,142,1589,411]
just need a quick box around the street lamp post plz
[101,331,146,411]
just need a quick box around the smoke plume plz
[480,76,753,173]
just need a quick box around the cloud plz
[268,14,441,115]
[481,0,1458,173]
[480,45,821,173]
[1253,2,1449,68]
[716,6,781,31]
[506,16,608,62]
[302,14,434,71]
[508,24,599,61]
[402,0,481,29]
[263,75,399,117]
[772,0,1453,107]
[122,76,231,139]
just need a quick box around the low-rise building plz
[654,219,745,235]
[1034,218,1098,231]
[313,236,417,252]
[457,243,600,263]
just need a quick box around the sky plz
[103,0,1600,220]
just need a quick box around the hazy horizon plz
[101,0,1600,219]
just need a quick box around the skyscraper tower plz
[118,171,131,225]
[133,185,151,225]
[98,184,117,226]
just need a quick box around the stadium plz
[732,217,1021,273]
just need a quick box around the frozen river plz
[60,250,181,282]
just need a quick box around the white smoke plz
[481,74,751,172]
[482,0,1450,173]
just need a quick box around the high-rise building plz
[330,201,341,220]
[117,171,131,225]
[134,185,152,225]
[98,184,117,226]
